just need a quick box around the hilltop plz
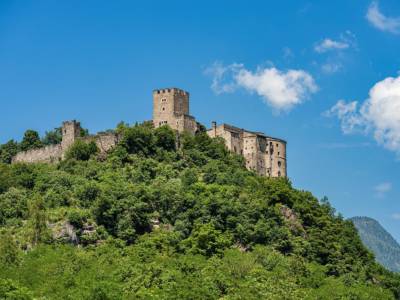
[351,216,400,273]
[0,122,399,299]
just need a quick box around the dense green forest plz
[351,216,400,273]
[0,122,399,299]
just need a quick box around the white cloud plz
[374,182,392,193]
[366,1,400,34]
[392,213,400,220]
[323,100,364,134]
[314,32,357,74]
[204,62,242,94]
[282,47,294,61]
[325,74,400,154]
[206,62,318,112]
[315,39,349,53]
[321,62,343,74]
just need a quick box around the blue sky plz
[1,1,400,241]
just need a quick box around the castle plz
[13,87,287,178]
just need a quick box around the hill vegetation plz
[351,216,400,273]
[0,122,399,299]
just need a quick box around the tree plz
[0,164,12,193]
[20,130,42,152]
[27,197,49,246]
[0,188,28,225]
[0,279,32,300]
[42,128,62,145]
[0,140,19,164]
[0,232,20,266]
[154,125,176,152]
[120,125,155,156]
[181,223,232,257]
[65,140,98,161]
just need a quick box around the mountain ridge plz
[351,216,400,273]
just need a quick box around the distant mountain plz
[351,216,400,272]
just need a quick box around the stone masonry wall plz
[81,133,119,153]
[12,144,63,164]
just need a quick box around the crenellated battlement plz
[153,88,190,97]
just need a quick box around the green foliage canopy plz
[0,122,399,299]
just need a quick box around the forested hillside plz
[0,122,399,299]
[351,216,400,273]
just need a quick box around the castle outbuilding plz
[207,122,287,178]
[12,87,287,177]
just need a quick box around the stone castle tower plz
[153,88,197,134]
[61,120,81,151]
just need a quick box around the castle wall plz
[12,144,63,164]
[82,133,119,153]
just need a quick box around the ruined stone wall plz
[82,133,119,154]
[12,119,120,164]
[12,144,63,164]
[94,133,119,153]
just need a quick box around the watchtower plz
[61,120,81,150]
[152,88,197,133]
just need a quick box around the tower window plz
[278,161,281,167]
[162,107,165,111]
[161,98,167,102]
[278,171,281,177]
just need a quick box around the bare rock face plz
[280,205,306,237]
[234,242,249,253]
[51,221,79,245]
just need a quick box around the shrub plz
[65,140,98,161]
